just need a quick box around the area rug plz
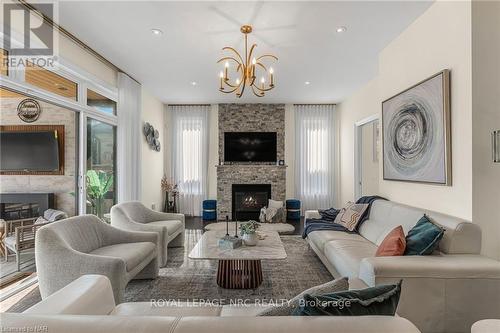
[6,230,332,312]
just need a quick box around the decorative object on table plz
[259,199,286,223]
[202,200,217,221]
[382,69,451,185]
[17,98,41,123]
[493,130,500,163]
[240,220,260,246]
[286,199,301,220]
[86,169,113,219]
[217,25,277,98]
[218,215,242,250]
[142,122,161,152]
[161,176,178,213]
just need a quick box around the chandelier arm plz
[217,57,242,65]
[252,82,275,92]
[256,62,267,71]
[256,54,278,62]
[251,85,264,97]
[247,44,257,64]
[237,80,247,98]
[222,47,245,65]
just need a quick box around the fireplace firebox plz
[232,184,271,220]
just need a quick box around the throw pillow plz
[376,226,406,257]
[258,277,349,316]
[292,280,402,316]
[405,215,445,255]
[268,199,284,209]
[333,202,369,231]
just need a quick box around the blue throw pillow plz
[404,215,445,255]
[292,281,402,316]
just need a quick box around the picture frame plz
[382,69,451,185]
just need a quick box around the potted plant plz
[86,170,113,219]
[239,220,260,246]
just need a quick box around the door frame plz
[354,114,379,200]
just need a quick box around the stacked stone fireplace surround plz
[217,104,286,220]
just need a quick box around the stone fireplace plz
[232,184,271,220]
[217,104,286,220]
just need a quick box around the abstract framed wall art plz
[382,70,451,185]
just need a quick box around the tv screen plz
[224,132,277,162]
[0,131,60,172]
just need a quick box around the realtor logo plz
[2,2,58,68]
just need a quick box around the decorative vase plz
[242,232,258,246]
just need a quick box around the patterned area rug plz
[6,230,332,312]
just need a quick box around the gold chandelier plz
[217,25,278,98]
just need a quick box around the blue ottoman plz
[203,200,217,221]
[286,199,301,220]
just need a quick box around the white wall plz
[141,88,164,210]
[338,79,380,205]
[285,104,295,199]
[471,0,500,260]
[339,1,473,219]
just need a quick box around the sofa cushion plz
[90,242,155,271]
[334,202,369,231]
[375,226,406,257]
[324,239,378,277]
[292,281,402,316]
[148,220,183,235]
[405,215,444,255]
[112,302,222,316]
[308,231,366,253]
[258,277,349,316]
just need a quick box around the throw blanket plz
[302,195,386,238]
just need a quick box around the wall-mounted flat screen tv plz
[0,131,60,172]
[224,132,277,162]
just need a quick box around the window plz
[87,89,117,114]
[86,119,116,218]
[170,105,209,216]
[25,63,78,100]
[295,104,336,211]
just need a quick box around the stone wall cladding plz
[217,104,286,219]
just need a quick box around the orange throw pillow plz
[375,226,406,257]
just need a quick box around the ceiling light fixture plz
[151,28,163,36]
[191,81,197,86]
[336,26,347,33]
[305,81,311,85]
[217,25,278,98]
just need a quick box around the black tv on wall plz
[224,132,277,162]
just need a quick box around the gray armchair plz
[110,201,185,267]
[35,215,158,303]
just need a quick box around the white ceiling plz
[55,1,432,104]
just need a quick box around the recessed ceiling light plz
[151,28,163,36]
[305,81,311,85]
[191,81,197,86]
[336,26,347,33]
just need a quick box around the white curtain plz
[294,104,336,212]
[170,105,209,216]
[117,73,142,202]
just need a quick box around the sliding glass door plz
[85,118,116,220]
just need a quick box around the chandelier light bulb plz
[224,61,229,68]
[269,67,274,74]
[261,77,265,83]
[252,58,256,65]
[236,78,240,85]
[219,71,224,78]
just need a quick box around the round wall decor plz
[143,122,161,152]
[17,99,41,123]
